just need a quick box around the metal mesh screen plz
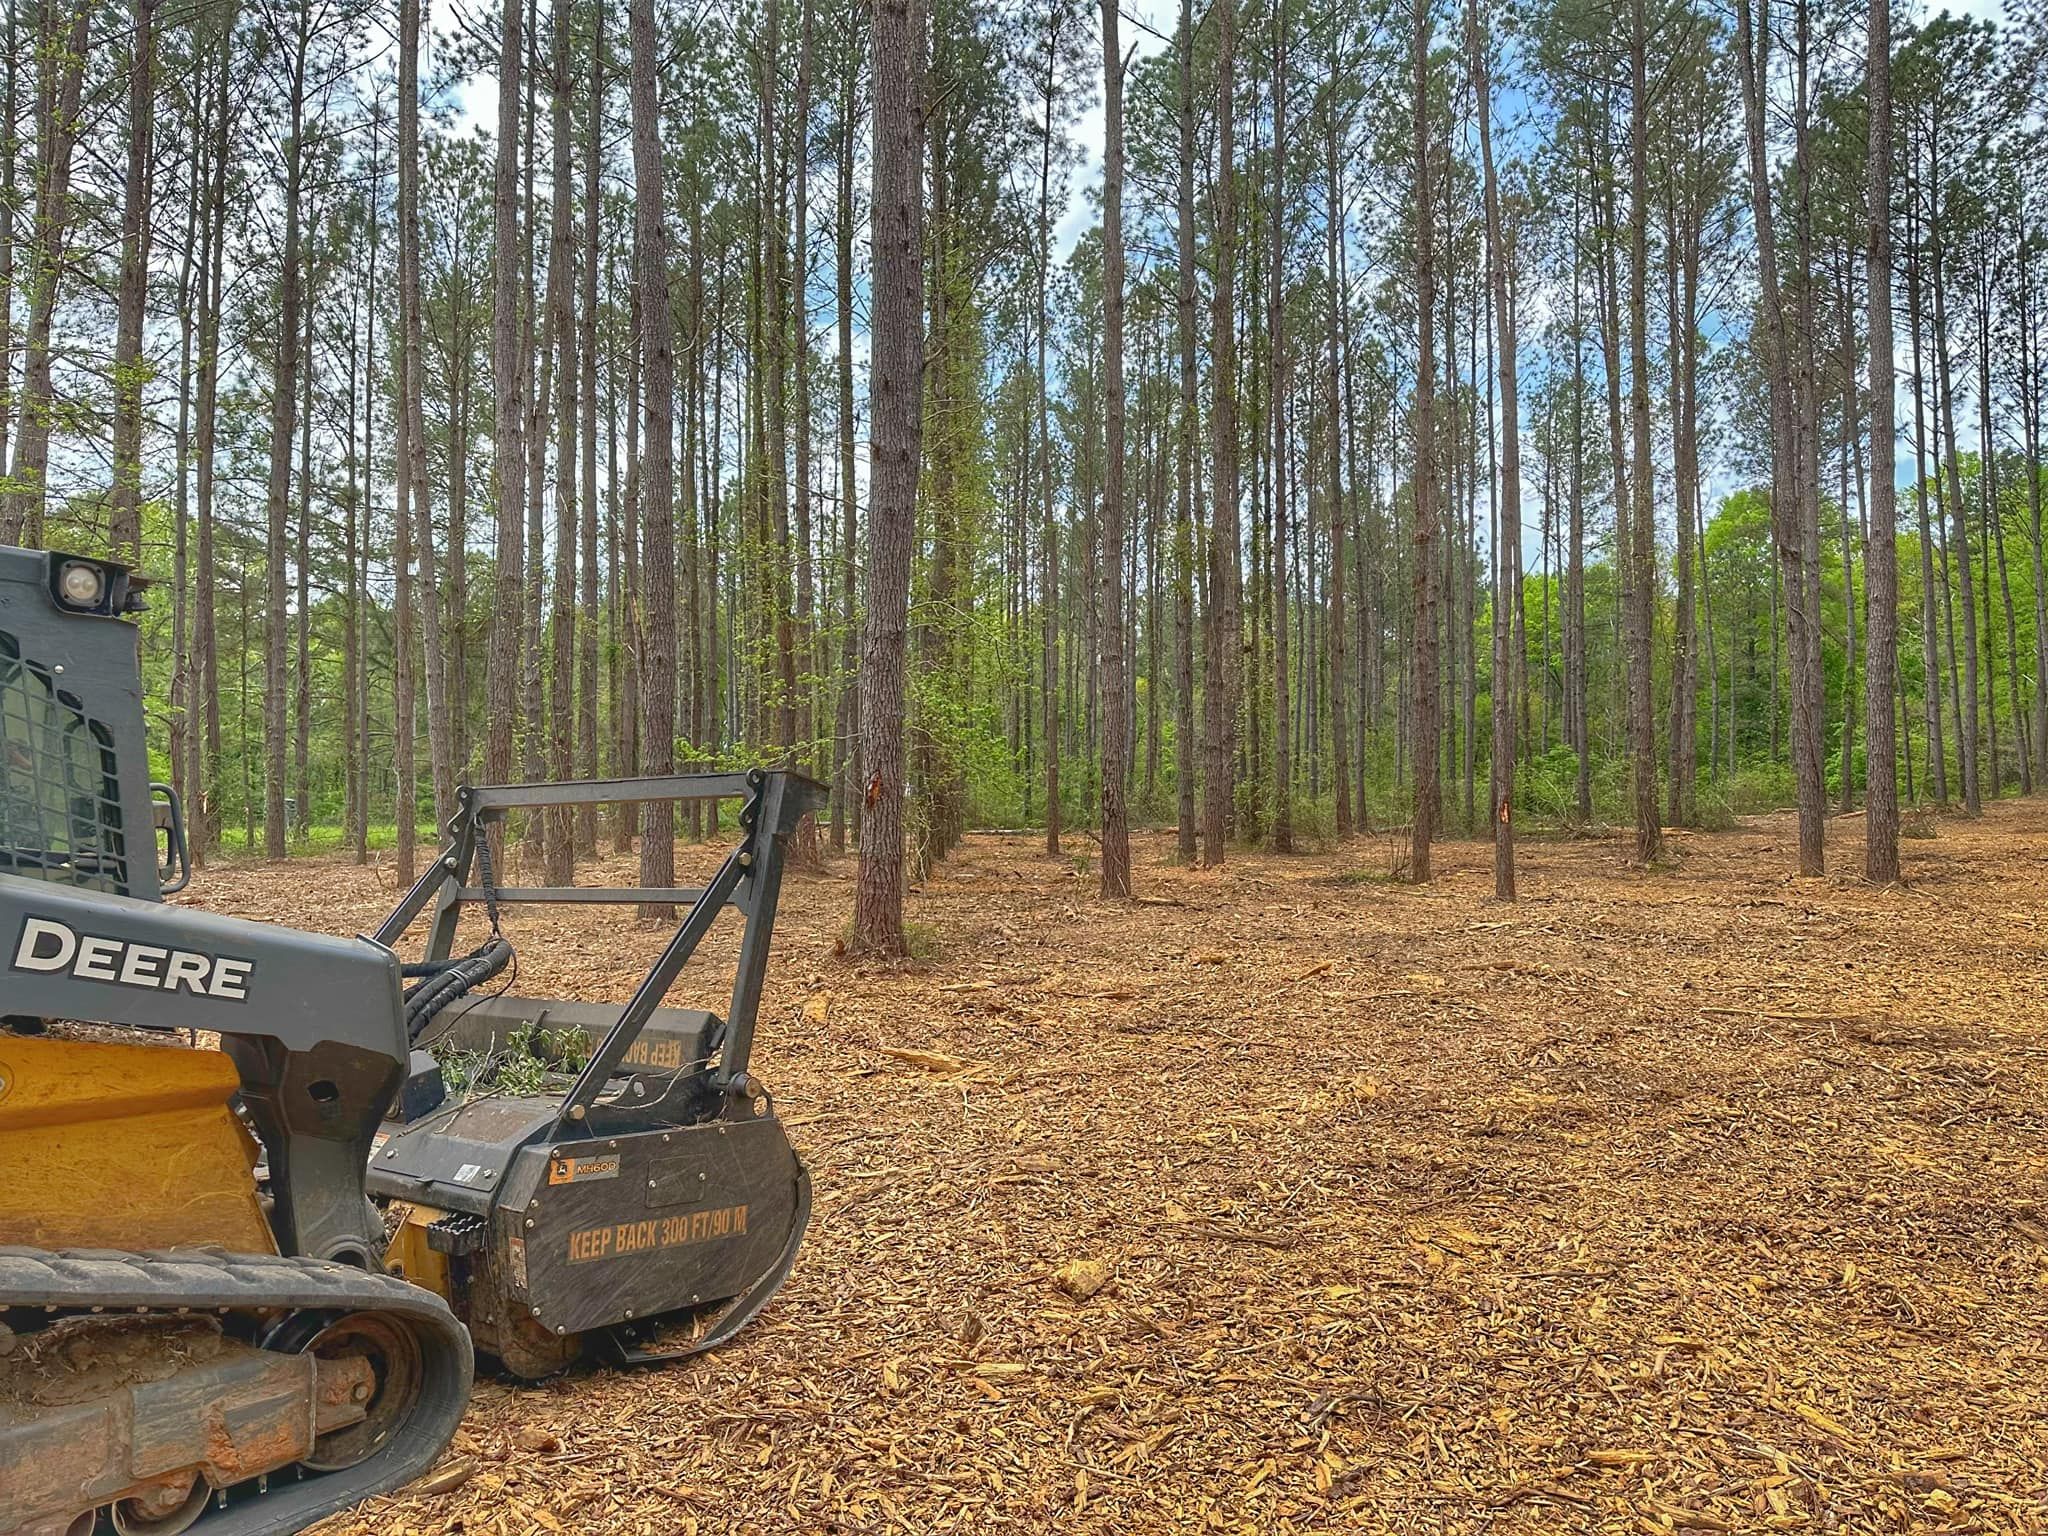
[0,629,129,894]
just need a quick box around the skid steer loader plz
[0,545,822,1535]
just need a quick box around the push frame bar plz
[373,768,827,1113]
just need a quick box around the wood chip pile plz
[187,804,2048,1535]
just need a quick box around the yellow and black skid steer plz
[0,544,821,1535]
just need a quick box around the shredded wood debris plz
[182,805,2048,1535]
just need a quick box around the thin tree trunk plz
[916,44,956,873]
[576,0,602,852]
[1203,0,1240,868]
[1738,0,1822,872]
[614,272,641,853]
[791,0,822,868]
[853,0,924,954]
[1268,7,1292,855]
[1174,0,1199,862]
[402,0,447,872]
[1838,259,1860,812]
[108,0,155,563]
[1469,0,1516,895]
[1099,0,1131,896]
[765,0,799,776]
[296,240,315,842]
[1984,286,2027,794]
[262,16,311,860]
[1,0,88,547]
[1592,106,1630,821]
[195,25,231,858]
[486,0,527,804]
[170,106,198,818]
[1906,172,1945,801]
[521,0,549,853]
[394,422,417,878]
[1788,0,1827,864]
[681,196,704,838]
[448,286,472,784]
[343,307,363,859]
[1665,126,1701,827]
[0,0,18,481]
[2024,207,2048,787]
[1624,0,1660,864]
[1568,190,1590,824]
[546,0,578,883]
[362,152,382,861]
[832,47,861,853]
[628,0,678,917]
[1408,0,1440,881]
[1323,80,1352,843]
[1037,21,1062,856]
[1932,203,1978,813]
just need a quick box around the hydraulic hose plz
[402,936,513,1042]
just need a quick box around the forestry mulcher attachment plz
[0,544,821,1535]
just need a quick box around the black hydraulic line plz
[403,936,513,1042]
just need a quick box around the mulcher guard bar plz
[376,768,829,1110]
[0,1247,474,1536]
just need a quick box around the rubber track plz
[0,1246,474,1536]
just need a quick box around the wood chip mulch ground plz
[189,802,2048,1534]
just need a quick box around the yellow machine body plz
[0,1032,277,1253]
[381,1201,454,1300]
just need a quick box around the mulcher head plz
[368,769,827,1377]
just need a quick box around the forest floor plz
[191,802,2048,1535]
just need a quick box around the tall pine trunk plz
[853,0,925,954]
[1036,24,1061,855]
[1268,8,1292,855]
[486,0,527,802]
[108,0,155,563]
[1203,0,1240,868]
[1173,0,1199,862]
[1932,201,1978,813]
[0,1,17,482]
[262,16,311,860]
[576,1,602,852]
[1905,174,1945,801]
[195,27,232,858]
[1,0,88,547]
[402,0,448,870]
[545,0,579,883]
[832,48,861,853]
[1624,0,1660,864]
[1323,81,1352,843]
[1738,0,1823,873]
[629,0,679,917]
[1408,0,1440,882]
[1469,0,1516,895]
[2023,207,2047,786]
[1099,0,1131,897]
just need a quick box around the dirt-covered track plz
[187,805,2048,1535]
